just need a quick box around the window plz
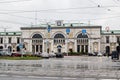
[106,36,109,43]
[0,38,3,44]
[17,37,20,44]
[56,21,62,26]
[54,33,65,44]
[8,37,12,43]
[117,36,120,43]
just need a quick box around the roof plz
[0,32,22,36]
[21,23,101,30]
[101,30,120,35]
[39,23,100,27]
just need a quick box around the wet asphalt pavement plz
[0,56,120,80]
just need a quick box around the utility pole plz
[35,10,37,26]
[46,23,51,53]
[1,27,9,51]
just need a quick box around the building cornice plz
[21,26,102,30]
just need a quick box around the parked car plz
[88,52,97,56]
[0,51,5,56]
[49,52,56,58]
[97,52,103,57]
[0,51,12,56]
[5,52,12,56]
[40,52,49,59]
[23,52,32,57]
[11,52,22,57]
[55,53,64,58]
[33,52,42,57]
[111,51,119,60]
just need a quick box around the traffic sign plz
[66,28,70,34]
[82,29,86,35]
[19,43,23,49]
[47,25,51,33]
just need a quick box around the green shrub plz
[68,52,88,56]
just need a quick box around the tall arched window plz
[8,46,12,52]
[77,33,88,53]
[106,46,110,55]
[17,46,20,52]
[54,33,65,44]
[0,46,3,51]
[32,33,43,53]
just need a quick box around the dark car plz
[55,53,64,58]
[88,52,97,56]
[111,51,119,60]
[11,52,22,57]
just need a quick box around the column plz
[38,45,40,52]
[35,45,36,53]
[51,39,54,52]
[74,39,77,52]
[84,45,86,52]
[42,40,44,52]
[65,39,67,53]
[88,39,91,53]
[91,40,93,53]
[80,45,82,52]
[29,40,32,52]
[91,41,93,53]
[98,40,100,52]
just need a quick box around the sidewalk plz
[0,56,120,79]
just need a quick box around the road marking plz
[63,77,77,79]
[27,76,43,78]
[0,74,8,77]
[42,76,59,79]
[99,79,117,80]
[28,76,58,79]
[14,75,24,78]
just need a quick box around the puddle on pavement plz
[0,59,120,72]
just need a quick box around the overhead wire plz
[0,0,120,26]
[112,0,120,5]
[0,19,29,25]
[0,0,32,3]
[0,5,119,14]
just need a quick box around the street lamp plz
[1,27,9,51]
[66,28,70,56]
[46,24,51,53]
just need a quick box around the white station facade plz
[0,20,120,54]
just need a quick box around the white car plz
[49,52,56,57]
[97,52,103,57]
[40,52,49,58]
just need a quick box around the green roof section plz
[21,22,101,29]
[101,30,120,35]
[39,23,99,27]
[0,32,22,36]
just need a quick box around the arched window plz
[8,46,12,52]
[32,33,43,53]
[77,33,88,38]
[32,34,43,44]
[0,46,3,51]
[32,34,42,38]
[77,33,88,44]
[77,33,88,53]
[54,34,65,38]
[106,46,110,55]
[17,46,20,52]
[54,33,65,44]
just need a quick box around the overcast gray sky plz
[0,0,120,31]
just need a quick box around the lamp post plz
[46,24,51,53]
[1,27,9,51]
[4,28,7,50]
[66,28,70,56]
